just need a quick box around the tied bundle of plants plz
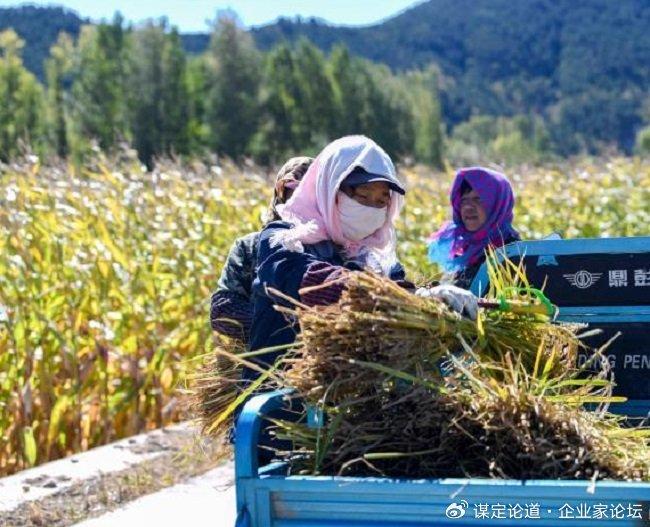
[195,256,650,481]
[191,334,287,438]
[278,262,574,406]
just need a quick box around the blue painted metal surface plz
[234,389,293,526]
[234,392,650,526]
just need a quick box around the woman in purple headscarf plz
[427,167,520,289]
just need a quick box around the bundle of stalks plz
[275,346,649,480]
[191,337,243,438]
[191,336,285,438]
[194,256,650,481]
[269,267,650,481]
[280,270,580,406]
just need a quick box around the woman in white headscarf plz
[246,136,410,376]
[247,135,477,378]
[237,136,476,465]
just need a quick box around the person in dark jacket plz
[426,166,520,290]
[210,157,313,344]
[246,135,410,381]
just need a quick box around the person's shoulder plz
[255,221,297,259]
[262,220,292,231]
[239,231,260,243]
[259,221,292,241]
[230,231,261,255]
[233,231,259,246]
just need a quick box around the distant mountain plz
[180,32,210,55]
[1,1,649,151]
[250,0,650,133]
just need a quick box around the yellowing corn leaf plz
[97,260,111,279]
[160,367,174,390]
[22,427,37,466]
[47,395,71,447]
[96,220,130,270]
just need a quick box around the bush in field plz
[0,154,648,475]
[445,114,551,167]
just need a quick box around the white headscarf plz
[272,135,405,275]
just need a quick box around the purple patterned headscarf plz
[428,167,519,272]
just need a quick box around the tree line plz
[0,14,443,168]
[251,0,650,158]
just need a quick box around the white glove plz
[415,287,436,298]
[415,284,479,320]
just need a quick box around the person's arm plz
[210,290,253,340]
[415,284,479,320]
[300,261,348,306]
[255,225,352,309]
[210,236,256,340]
[299,256,415,306]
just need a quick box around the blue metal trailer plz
[234,391,650,526]
[234,236,650,526]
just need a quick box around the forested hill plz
[254,0,649,74]
[201,0,650,154]
[1,1,649,153]
[6,1,650,100]
[251,0,650,150]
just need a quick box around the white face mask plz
[337,192,388,241]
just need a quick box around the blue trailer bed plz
[234,236,650,526]
[234,392,650,526]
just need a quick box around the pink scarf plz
[272,136,404,273]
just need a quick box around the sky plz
[2,1,422,31]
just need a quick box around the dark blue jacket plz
[210,232,259,343]
[246,221,405,380]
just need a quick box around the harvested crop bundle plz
[192,338,243,438]
[195,260,650,481]
[270,271,649,481]
[192,336,286,438]
[276,351,650,481]
[280,271,580,406]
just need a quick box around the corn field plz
[0,154,648,476]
